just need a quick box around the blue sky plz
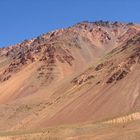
[0,0,139,47]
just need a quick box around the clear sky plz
[0,0,140,47]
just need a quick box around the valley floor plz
[0,112,139,140]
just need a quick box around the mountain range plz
[0,21,140,140]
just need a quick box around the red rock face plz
[0,21,137,82]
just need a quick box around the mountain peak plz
[0,21,140,137]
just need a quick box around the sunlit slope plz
[0,21,139,132]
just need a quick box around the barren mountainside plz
[0,21,140,140]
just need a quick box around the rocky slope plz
[0,21,140,136]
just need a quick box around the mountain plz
[0,21,140,140]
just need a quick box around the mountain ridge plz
[0,21,140,140]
